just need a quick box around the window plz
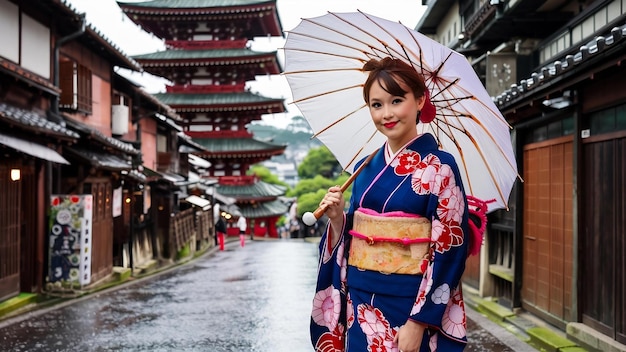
[59,59,92,114]
[589,104,626,135]
[525,116,574,144]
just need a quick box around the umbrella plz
[283,11,518,213]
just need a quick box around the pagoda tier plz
[133,48,281,86]
[153,92,283,113]
[153,91,285,130]
[186,131,285,176]
[217,176,289,238]
[117,0,283,40]
[119,0,287,232]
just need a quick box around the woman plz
[310,57,470,352]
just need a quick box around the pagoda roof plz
[193,136,286,155]
[238,199,289,219]
[118,0,275,10]
[117,0,283,39]
[153,92,285,114]
[133,49,280,73]
[217,179,286,199]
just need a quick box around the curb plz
[463,285,589,352]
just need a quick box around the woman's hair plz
[362,57,427,103]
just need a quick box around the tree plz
[248,165,289,189]
[297,145,342,179]
[289,172,353,217]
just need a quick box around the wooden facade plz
[417,0,626,347]
[0,162,21,301]
[581,120,626,342]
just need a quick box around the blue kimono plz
[310,134,469,351]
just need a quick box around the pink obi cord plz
[349,208,431,246]
[349,231,431,246]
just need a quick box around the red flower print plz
[393,150,421,175]
[411,154,443,195]
[437,185,465,224]
[369,335,396,352]
[356,304,397,349]
[432,219,463,253]
[315,324,345,352]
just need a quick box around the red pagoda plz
[118,0,288,238]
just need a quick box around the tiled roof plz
[64,117,140,155]
[178,132,208,152]
[117,0,274,10]
[217,180,287,199]
[153,92,284,109]
[0,58,60,96]
[59,1,142,72]
[193,136,286,154]
[494,21,626,109]
[238,199,289,219]
[65,148,132,171]
[0,103,79,140]
[133,48,277,61]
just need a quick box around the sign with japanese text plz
[48,194,93,286]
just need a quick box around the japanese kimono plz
[310,133,470,352]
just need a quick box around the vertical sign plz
[112,186,122,217]
[48,195,93,286]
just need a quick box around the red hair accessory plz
[419,90,436,124]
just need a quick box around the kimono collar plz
[384,135,421,164]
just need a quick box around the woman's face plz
[367,79,425,152]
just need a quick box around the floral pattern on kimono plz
[310,134,469,351]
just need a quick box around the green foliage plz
[290,172,353,217]
[287,175,334,197]
[297,145,342,179]
[297,189,328,217]
[248,165,289,189]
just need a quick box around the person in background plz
[213,204,226,250]
[237,215,247,247]
[310,57,470,352]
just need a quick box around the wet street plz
[0,239,536,351]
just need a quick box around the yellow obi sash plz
[348,208,431,275]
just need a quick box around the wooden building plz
[0,0,214,304]
[118,0,289,238]
[417,0,626,348]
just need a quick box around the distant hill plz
[248,116,322,161]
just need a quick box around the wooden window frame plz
[59,59,92,114]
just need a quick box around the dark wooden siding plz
[84,179,113,284]
[581,133,626,343]
[0,162,21,300]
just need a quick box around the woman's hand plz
[320,186,345,247]
[394,320,426,352]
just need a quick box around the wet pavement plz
[0,239,536,351]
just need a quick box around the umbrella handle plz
[302,150,378,226]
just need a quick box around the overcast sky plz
[66,0,426,127]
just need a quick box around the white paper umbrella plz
[283,11,519,213]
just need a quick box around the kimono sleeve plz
[310,214,349,351]
[408,152,470,342]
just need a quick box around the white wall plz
[21,13,51,79]
[0,0,20,63]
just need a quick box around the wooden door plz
[581,135,626,343]
[522,136,574,324]
[0,163,21,300]
[84,179,113,284]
